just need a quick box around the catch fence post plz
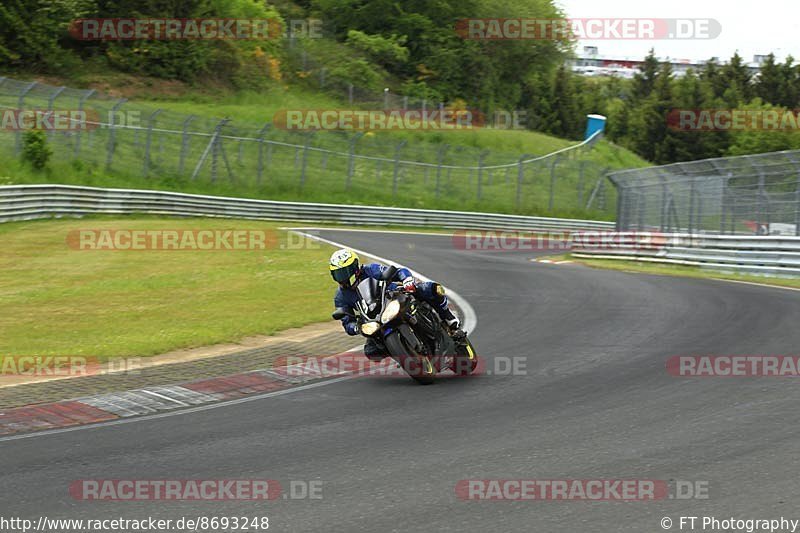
[143,109,163,177]
[435,144,449,199]
[178,115,196,175]
[346,132,363,190]
[105,99,127,170]
[46,86,65,143]
[74,89,95,158]
[257,123,271,186]
[392,140,407,197]
[548,155,560,211]
[15,81,38,155]
[300,131,313,187]
[476,150,489,202]
[516,154,531,210]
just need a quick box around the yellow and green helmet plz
[329,248,361,288]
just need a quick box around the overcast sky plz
[555,0,800,63]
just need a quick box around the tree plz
[311,0,568,121]
[671,69,711,161]
[726,100,800,156]
[0,0,96,71]
[755,53,781,104]
[628,62,679,163]
[720,52,753,105]
[631,49,659,100]
[778,56,799,108]
[345,30,409,70]
[521,71,552,132]
[700,59,727,101]
[548,65,582,139]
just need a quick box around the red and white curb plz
[0,351,368,436]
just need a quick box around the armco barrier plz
[571,231,800,276]
[0,184,614,232]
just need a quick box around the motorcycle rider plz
[329,248,462,361]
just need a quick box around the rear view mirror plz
[332,307,352,320]
[380,265,398,281]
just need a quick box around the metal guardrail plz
[571,232,800,276]
[0,184,614,231]
[10,184,799,277]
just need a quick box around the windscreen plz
[356,277,382,318]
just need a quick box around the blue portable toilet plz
[584,114,606,140]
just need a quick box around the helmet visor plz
[332,262,359,286]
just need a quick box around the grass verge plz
[0,217,340,358]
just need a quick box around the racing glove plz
[402,276,416,292]
[344,321,360,336]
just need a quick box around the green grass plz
[142,87,579,155]
[565,254,800,289]
[0,135,637,220]
[0,217,340,358]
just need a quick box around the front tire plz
[451,337,478,375]
[384,331,436,385]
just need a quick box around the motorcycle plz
[332,266,478,385]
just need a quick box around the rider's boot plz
[425,282,466,337]
[439,307,466,339]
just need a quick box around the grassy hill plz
[0,70,648,220]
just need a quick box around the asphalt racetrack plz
[3,229,800,532]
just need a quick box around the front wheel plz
[384,331,436,385]
[451,337,478,375]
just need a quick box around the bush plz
[21,130,52,170]
[100,0,283,85]
[0,0,95,72]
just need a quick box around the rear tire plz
[384,331,436,385]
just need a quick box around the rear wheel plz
[384,331,436,385]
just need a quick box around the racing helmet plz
[329,248,361,288]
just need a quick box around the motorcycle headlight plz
[381,299,401,323]
[361,321,380,336]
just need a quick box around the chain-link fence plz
[0,75,614,217]
[610,150,800,235]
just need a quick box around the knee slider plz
[433,283,446,297]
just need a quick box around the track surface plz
[4,230,800,532]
